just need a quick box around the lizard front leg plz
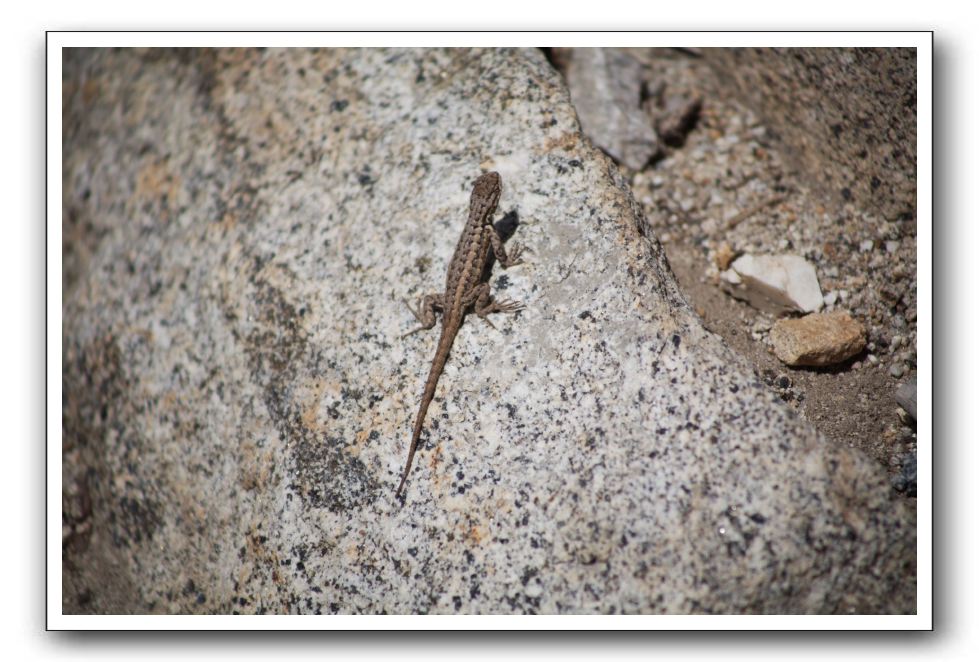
[402,293,444,337]
[490,228,525,269]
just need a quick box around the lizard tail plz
[396,322,457,496]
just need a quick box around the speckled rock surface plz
[62,47,915,615]
[559,48,660,170]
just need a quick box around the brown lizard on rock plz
[397,171,524,496]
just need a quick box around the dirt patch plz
[622,49,917,494]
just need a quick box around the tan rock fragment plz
[714,242,736,270]
[770,311,866,367]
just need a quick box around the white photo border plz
[48,31,932,631]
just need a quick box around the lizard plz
[396,171,525,497]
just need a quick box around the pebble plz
[885,240,900,253]
[891,453,916,497]
[867,354,879,366]
[726,254,824,314]
[889,363,906,378]
[895,379,916,420]
[823,290,839,306]
[859,240,874,252]
[770,311,867,367]
[714,242,736,270]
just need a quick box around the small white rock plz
[885,240,900,253]
[728,254,824,314]
[823,291,839,306]
[859,240,874,252]
[720,268,742,285]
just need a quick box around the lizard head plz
[470,171,502,223]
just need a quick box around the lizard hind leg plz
[401,293,444,338]
[469,283,524,330]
